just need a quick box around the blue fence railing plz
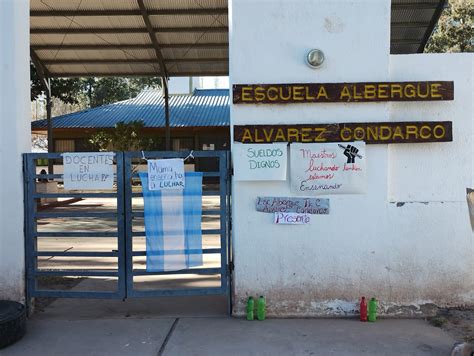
[23,151,231,309]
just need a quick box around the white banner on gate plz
[63,152,115,190]
[233,142,287,181]
[290,142,366,195]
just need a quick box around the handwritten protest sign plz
[148,158,185,190]
[274,212,310,225]
[63,152,114,190]
[290,142,366,195]
[233,143,287,181]
[256,197,329,214]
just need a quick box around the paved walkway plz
[1,299,457,356]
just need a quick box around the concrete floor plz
[35,279,228,319]
[2,314,457,355]
[4,273,459,355]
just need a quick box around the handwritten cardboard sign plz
[256,197,329,214]
[274,212,310,225]
[63,152,114,190]
[233,143,287,181]
[148,158,185,190]
[290,142,366,195]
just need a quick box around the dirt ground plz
[35,277,84,312]
[428,307,474,343]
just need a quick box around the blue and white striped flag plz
[139,172,203,272]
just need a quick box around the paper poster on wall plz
[233,142,287,181]
[63,152,114,190]
[148,158,185,190]
[290,142,366,195]
[274,212,310,225]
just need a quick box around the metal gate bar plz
[124,151,230,298]
[23,151,231,304]
[23,152,126,299]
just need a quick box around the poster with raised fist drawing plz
[290,142,366,195]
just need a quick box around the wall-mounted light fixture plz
[306,49,325,68]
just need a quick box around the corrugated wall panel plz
[143,0,227,10]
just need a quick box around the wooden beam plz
[391,21,429,28]
[30,49,50,92]
[43,58,229,65]
[390,39,423,45]
[30,8,228,17]
[31,43,228,50]
[392,2,441,10]
[136,0,167,77]
[47,71,229,78]
[30,26,228,34]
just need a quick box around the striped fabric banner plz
[139,172,203,272]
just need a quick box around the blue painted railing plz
[23,151,231,310]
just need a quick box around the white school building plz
[0,0,472,317]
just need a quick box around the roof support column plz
[163,79,171,150]
[45,79,54,174]
[137,0,171,150]
[31,50,54,174]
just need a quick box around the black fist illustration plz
[343,144,359,164]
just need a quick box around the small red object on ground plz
[360,296,367,322]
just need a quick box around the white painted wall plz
[168,77,192,95]
[0,0,30,302]
[229,0,473,316]
[389,54,473,201]
[194,76,229,90]
[168,76,230,94]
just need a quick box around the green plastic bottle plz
[257,296,266,321]
[246,297,254,321]
[368,297,377,322]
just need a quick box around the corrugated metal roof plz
[194,88,229,96]
[31,88,230,130]
[30,0,445,78]
[30,0,229,77]
[391,0,447,54]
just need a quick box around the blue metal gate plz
[23,151,231,304]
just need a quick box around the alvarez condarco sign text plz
[234,122,453,144]
[233,81,454,104]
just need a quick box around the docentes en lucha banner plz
[290,142,366,195]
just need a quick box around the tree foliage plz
[30,64,162,107]
[30,63,83,104]
[425,0,473,53]
[89,120,162,152]
[83,77,162,107]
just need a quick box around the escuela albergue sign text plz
[233,81,454,104]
